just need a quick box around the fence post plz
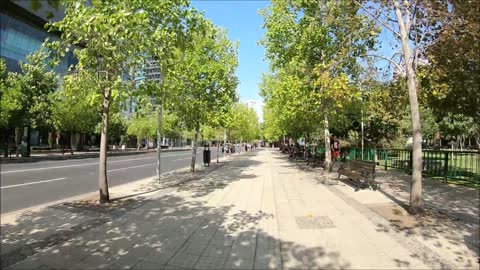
[384,149,388,170]
[443,151,449,183]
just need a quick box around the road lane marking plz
[107,163,156,172]
[16,151,189,166]
[173,157,192,161]
[1,153,192,174]
[1,178,67,189]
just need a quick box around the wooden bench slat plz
[338,160,378,191]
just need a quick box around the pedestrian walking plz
[331,135,340,162]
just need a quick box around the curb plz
[0,150,250,221]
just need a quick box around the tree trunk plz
[15,127,21,157]
[25,126,31,157]
[190,127,199,172]
[393,0,422,214]
[70,131,74,155]
[48,132,53,149]
[323,114,332,171]
[156,105,163,181]
[98,86,111,204]
[223,129,227,159]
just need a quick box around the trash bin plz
[203,144,211,167]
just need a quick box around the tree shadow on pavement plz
[375,169,479,225]
[271,149,479,269]
[1,150,351,270]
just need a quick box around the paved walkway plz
[1,149,478,269]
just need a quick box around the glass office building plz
[1,0,75,74]
[1,1,76,147]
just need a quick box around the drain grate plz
[295,216,335,229]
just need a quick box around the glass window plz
[0,12,75,75]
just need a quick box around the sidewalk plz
[1,149,478,269]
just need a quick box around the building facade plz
[1,1,76,148]
[1,1,75,74]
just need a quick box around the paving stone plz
[201,245,231,258]
[209,230,234,246]
[194,255,228,269]
[167,252,200,269]
[106,252,144,270]
[162,264,187,269]
[6,256,44,270]
[141,250,175,266]
[132,259,164,270]
[176,242,208,256]
[70,253,111,270]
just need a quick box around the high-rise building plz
[1,1,76,74]
[1,1,75,148]
[243,99,264,122]
[145,58,161,83]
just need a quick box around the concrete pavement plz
[1,148,478,269]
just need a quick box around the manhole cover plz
[295,216,335,229]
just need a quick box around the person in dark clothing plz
[331,136,340,162]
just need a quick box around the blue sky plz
[190,1,398,121]
[191,0,270,120]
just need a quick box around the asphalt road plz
[0,147,240,214]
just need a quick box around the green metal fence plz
[306,146,325,156]
[344,148,480,187]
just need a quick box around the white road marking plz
[19,151,187,165]
[1,152,191,174]
[173,157,192,161]
[1,178,67,189]
[107,163,156,172]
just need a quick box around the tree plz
[162,111,183,142]
[354,0,464,214]
[418,1,480,149]
[262,105,283,143]
[0,47,59,156]
[260,0,377,170]
[164,21,238,172]
[362,81,402,147]
[229,103,261,143]
[135,1,199,181]
[52,71,101,154]
[127,114,157,150]
[50,0,155,203]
